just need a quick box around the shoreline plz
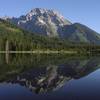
[0,50,77,54]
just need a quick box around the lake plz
[0,54,100,100]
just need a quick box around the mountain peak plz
[27,8,67,22]
[29,8,62,15]
[29,8,47,15]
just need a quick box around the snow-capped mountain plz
[5,8,71,37]
[3,8,100,44]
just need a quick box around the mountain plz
[4,8,71,37]
[3,8,100,44]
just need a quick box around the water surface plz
[0,54,100,100]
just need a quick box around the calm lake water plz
[0,54,100,100]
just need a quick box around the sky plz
[0,0,100,33]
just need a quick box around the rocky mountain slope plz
[59,23,100,44]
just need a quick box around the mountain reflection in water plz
[0,54,100,100]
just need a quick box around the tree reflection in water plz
[0,54,100,94]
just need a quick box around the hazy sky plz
[0,0,100,33]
